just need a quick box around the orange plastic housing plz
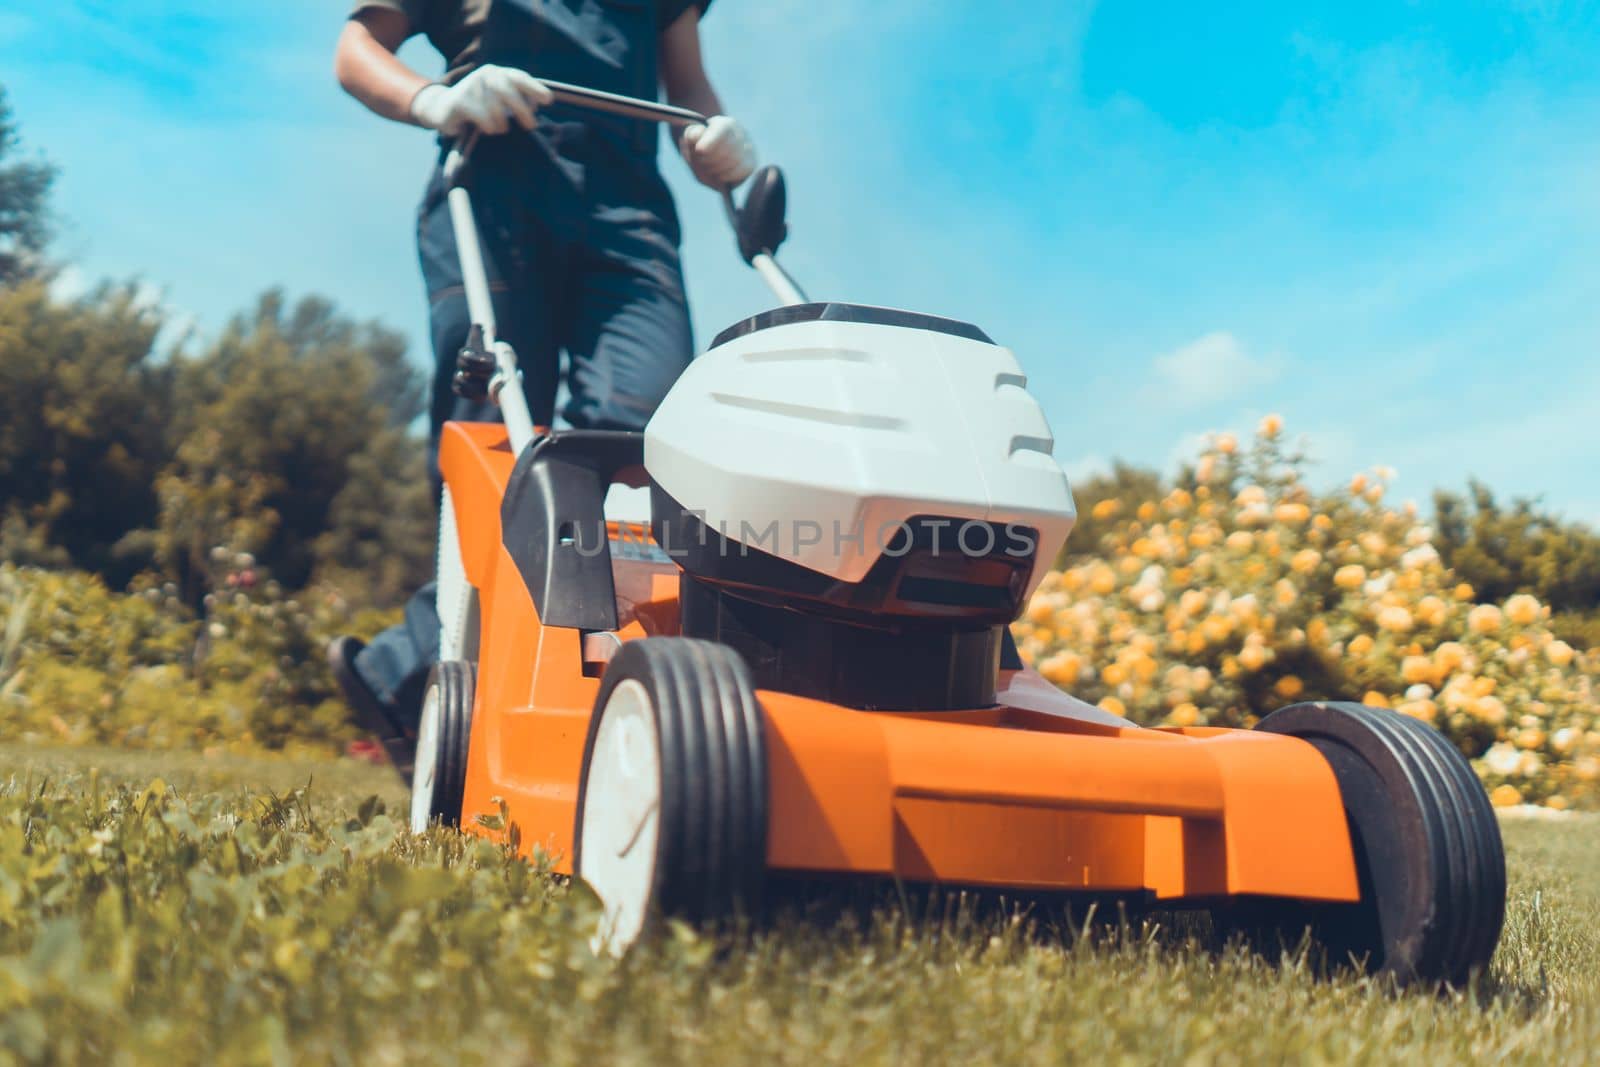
[441,422,1360,904]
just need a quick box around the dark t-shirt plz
[351,0,708,84]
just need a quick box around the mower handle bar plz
[441,79,808,457]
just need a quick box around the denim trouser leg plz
[352,581,440,718]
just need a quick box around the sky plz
[2,1,1597,520]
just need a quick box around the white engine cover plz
[644,308,1076,600]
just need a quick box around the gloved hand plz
[410,65,554,137]
[680,115,757,188]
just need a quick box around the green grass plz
[0,743,1595,1066]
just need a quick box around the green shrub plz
[0,565,395,756]
[1434,481,1600,616]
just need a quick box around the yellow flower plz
[1471,695,1508,726]
[1215,432,1238,455]
[1401,655,1436,686]
[1348,634,1375,657]
[1312,514,1333,531]
[1434,641,1468,674]
[1235,485,1267,507]
[1397,698,1437,723]
[1258,413,1284,437]
[1334,564,1366,590]
[1453,582,1475,601]
[1272,502,1310,524]
[1546,640,1575,667]
[1467,604,1503,635]
[1099,696,1127,717]
[1377,606,1414,633]
[1168,702,1200,727]
[1290,548,1321,575]
[1039,652,1082,687]
[1090,498,1122,521]
[1362,690,1390,708]
[1349,473,1368,494]
[1101,662,1128,686]
[1306,618,1329,646]
[1415,595,1447,628]
[1489,784,1522,808]
[1504,594,1542,626]
[1137,501,1157,522]
[1163,488,1193,513]
[1238,644,1268,672]
[1274,675,1304,699]
[1088,565,1117,595]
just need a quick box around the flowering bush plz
[1012,418,1600,811]
[0,563,395,757]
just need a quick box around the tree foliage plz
[0,86,56,285]
[1433,481,1600,616]
[0,283,434,608]
[0,281,171,584]
[154,291,432,606]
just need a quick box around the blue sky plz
[3,1,1597,520]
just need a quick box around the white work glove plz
[680,115,757,188]
[410,65,554,137]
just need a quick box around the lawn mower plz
[408,83,1506,984]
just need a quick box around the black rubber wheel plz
[573,638,768,953]
[1255,701,1506,985]
[409,661,476,833]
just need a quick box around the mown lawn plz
[0,743,1595,1066]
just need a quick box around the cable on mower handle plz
[441,79,808,456]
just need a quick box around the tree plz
[0,281,170,584]
[1433,481,1600,614]
[154,291,433,606]
[0,86,56,285]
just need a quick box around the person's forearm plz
[335,13,429,125]
[659,6,724,129]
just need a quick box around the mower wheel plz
[1255,701,1506,985]
[574,638,768,954]
[409,660,476,834]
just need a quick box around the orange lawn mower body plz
[442,420,1358,902]
[405,87,1505,983]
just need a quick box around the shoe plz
[326,635,416,779]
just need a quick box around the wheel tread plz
[1257,700,1505,984]
[573,637,768,945]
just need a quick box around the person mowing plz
[327,0,756,761]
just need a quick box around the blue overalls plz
[356,0,696,715]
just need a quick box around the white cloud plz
[48,265,86,301]
[1061,452,1111,485]
[1148,331,1280,408]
